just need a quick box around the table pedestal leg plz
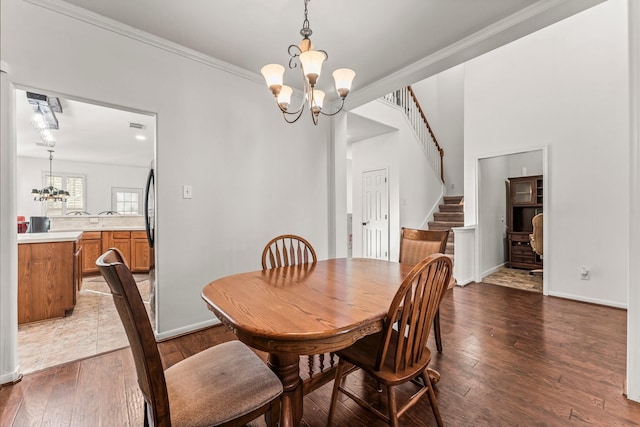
[268,353,303,427]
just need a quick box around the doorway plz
[361,168,389,260]
[477,148,546,293]
[15,87,156,373]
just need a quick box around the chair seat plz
[336,330,432,385]
[165,340,283,426]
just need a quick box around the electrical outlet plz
[182,185,193,199]
[580,267,590,280]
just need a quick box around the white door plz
[362,169,389,260]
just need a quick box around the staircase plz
[428,196,464,255]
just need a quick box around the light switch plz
[183,185,193,199]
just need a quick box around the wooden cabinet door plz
[18,241,75,324]
[82,238,103,275]
[102,231,131,266]
[112,239,131,266]
[131,238,151,272]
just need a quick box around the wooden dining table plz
[201,257,414,427]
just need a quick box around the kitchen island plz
[17,231,83,324]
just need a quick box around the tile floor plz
[482,265,542,292]
[17,273,152,374]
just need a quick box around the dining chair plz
[261,234,317,269]
[328,253,452,427]
[399,227,450,353]
[261,234,333,393]
[97,248,283,427]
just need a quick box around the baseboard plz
[154,318,221,342]
[547,291,627,309]
[480,263,506,280]
[455,278,475,286]
[0,367,22,387]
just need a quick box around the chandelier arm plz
[282,108,305,124]
[319,98,347,117]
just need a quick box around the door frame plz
[475,146,548,295]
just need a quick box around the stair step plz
[434,212,464,222]
[439,204,463,213]
[443,196,463,205]
[428,221,464,231]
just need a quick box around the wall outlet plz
[182,185,193,199]
[580,267,590,280]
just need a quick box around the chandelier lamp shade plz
[261,0,355,125]
[31,150,69,202]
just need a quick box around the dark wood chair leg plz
[434,310,442,352]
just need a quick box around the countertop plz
[17,231,83,244]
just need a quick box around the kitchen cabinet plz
[102,230,132,266]
[17,232,82,324]
[102,230,150,273]
[131,231,151,272]
[81,231,102,275]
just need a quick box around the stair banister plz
[381,87,445,184]
[407,86,444,183]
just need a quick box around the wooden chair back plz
[399,227,449,266]
[261,234,317,269]
[530,213,543,256]
[96,248,169,426]
[377,253,452,373]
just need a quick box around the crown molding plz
[23,0,264,86]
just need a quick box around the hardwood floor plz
[2,282,639,426]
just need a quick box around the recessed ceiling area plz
[16,89,154,168]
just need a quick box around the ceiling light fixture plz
[261,0,355,125]
[28,92,59,147]
[31,150,69,202]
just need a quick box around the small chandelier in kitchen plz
[260,0,355,125]
[31,150,69,202]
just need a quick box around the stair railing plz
[382,86,445,183]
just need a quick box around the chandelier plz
[31,150,69,202]
[260,0,355,125]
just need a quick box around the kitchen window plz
[112,188,143,215]
[45,173,86,216]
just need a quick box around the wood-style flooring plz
[1,282,639,426]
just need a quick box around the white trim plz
[547,291,627,310]
[23,0,263,86]
[480,262,506,280]
[0,367,21,386]
[0,77,19,384]
[627,0,640,403]
[154,318,220,342]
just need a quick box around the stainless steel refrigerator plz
[144,162,156,316]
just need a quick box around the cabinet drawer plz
[131,231,147,239]
[112,231,131,239]
[512,246,534,257]
[510,233,531,243]
[82,231,102,240]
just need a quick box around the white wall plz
[1,0,330,349]
[350,100,443,262]
[464,0,629,307]
[17,157,149,218]
[412,64,465,195]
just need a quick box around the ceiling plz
[16,89,155,167]
[17,0,603,165]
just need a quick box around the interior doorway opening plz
[477,148,545,294]
[14,87,156,374]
